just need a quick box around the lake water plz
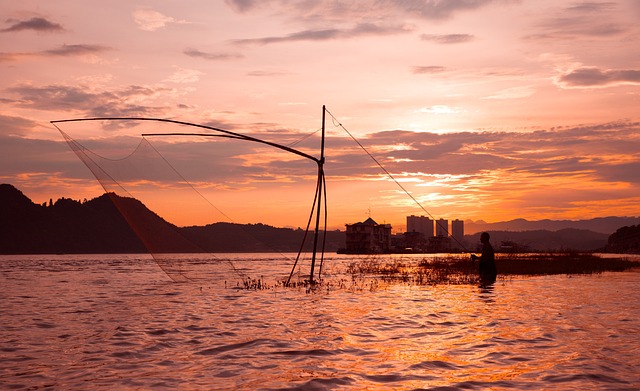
[1,253,639,390]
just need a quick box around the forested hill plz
[1,183,147,253]
[0,184,344,254]
[606,225,640,254]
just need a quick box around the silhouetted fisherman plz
[471,232,497,285]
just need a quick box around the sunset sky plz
[1,0,639,231]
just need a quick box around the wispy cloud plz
[0,44,110,63]
[225,0,505,21]
[1,17,64,33]
[524,2,628,41]
[556,66,640,88]
[247,70,290,77]
[5,83,169,117]
[415,105,464,115]
[0,52,29,62]
[403,0,505,20]
[328,120,640,181]
[42,44,111,56]
[232,23,413,45]
[482,86,536,99]
[164,68,204,83]
[133,9,189,31]
[0,114,37,136]
[183,48,243,60]
[420,33,474,44]
[566,2,617,13]
[412,66,448,74]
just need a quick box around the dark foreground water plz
[1,253,639,390]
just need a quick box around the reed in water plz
[233,253,640,291]
[345,253,640,286]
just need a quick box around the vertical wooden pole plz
[309,106,326,284]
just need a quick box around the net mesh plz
[53,119,324,286]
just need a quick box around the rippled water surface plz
[1,254,639,390]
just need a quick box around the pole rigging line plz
[323,108,471,253]
[51,117,321,164]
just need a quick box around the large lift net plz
[52,117,328,287]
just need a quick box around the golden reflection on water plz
[1,254,639,390]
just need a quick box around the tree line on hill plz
[606,225,640,253]
[0,184,343,254]
[1,183,638,254]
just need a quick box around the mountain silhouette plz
[1,184,146,253]
[0,184,343,254]
[466,217,640,235]
[1,184,636,254]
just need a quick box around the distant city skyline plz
[407,215,464,238]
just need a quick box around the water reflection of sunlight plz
[3,255,639,389]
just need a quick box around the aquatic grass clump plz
[228,253,640,291]
[495,253,640,276]
[345,255,479,286]
[229,276,273,290]
[344,253,640,287]
[345,257,407,275]
[413,256,479,285]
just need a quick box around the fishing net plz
[52,118,327,286]
[52,110,475,290]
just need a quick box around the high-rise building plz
[451,219,464,242]
[406,215,434,237]
[435,218,449,237]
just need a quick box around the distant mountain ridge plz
[1,183,637,254]
[465,217,640,235]
[465,229,610,252]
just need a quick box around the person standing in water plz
[471,232,497,284]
